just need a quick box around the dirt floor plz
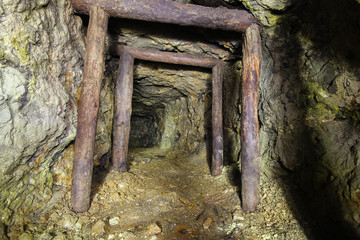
[4,147,309,240]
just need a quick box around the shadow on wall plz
[266,0,360,239]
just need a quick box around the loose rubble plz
[3,147,309,239]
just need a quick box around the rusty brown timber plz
[211,64,224,176]
[112,46,224,176]
[241,24,262,212]
[113,51,134,172]
[71,0,257,32]
[71,6,108,213]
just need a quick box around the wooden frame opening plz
[70,0,262,213]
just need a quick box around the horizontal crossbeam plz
[71,0,257,32]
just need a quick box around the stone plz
[233,210,245,222]
[91,220,106,236]
[203,217,212,229]
[0,221,6,239]
[57,214,78,230]
[18,232,33,240]
[147,222,162,236]
[38,233,53,240]
[109,216,120,226]
[52,233,67,240]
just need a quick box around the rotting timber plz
[70,0,263,213]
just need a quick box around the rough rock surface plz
[244,0,360,237]
[0,0,84,224]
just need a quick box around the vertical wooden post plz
[211,64,224,176]
[71,5,108,213]
[241,24,262,212]
[113,52,134,172]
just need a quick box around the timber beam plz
[241,24,262,212]
[71,5,108,213]
[70,0,257,33]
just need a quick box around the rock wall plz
[240,0,360,237]
[0,0,84,224]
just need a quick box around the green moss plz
[304,82,341,123]
[266,12,282,26]
[350,110,360,126]
[307,103,336,122]
[0,49,5,61]
[306,82,329,102]
[28,74,37,94]
[305,82,360,127]
[239,0,253,11]
[12,37,30,66]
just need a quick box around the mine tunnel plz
[1,0,360,239]
[128,61,211,152]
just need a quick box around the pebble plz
[74,221,82,231]
[53,233,67,240]
[109,216,120,226]
[91,220,106,235]
[232,210,245,221]
[57,214,78,230]
[203,217,212,229]
[18,232,33,240]
[147,223,162,236]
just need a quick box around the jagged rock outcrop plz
[0,0,84,224]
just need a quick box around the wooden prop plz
[112,46,224,176]
[70,0,257,32]
[113,51,134,172]
[71,5,108,213]
[241,24,262,212]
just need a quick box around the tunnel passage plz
[129,104,163,149]
[111,46,224,175]
[128,62,212,152]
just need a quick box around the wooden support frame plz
[71,0,262,213]
[71,5,108,213]
[112,46,224,176]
